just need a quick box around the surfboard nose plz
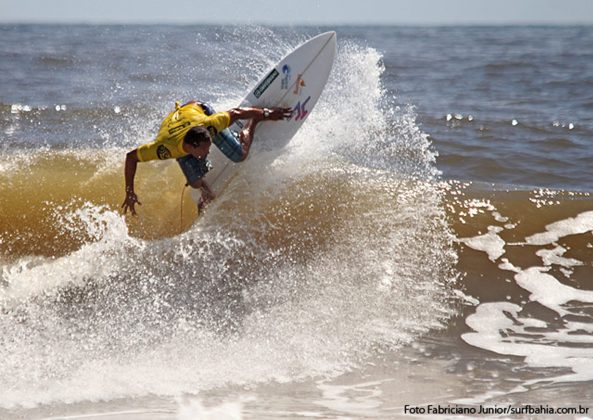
[318,31,336,41]
[307,31,337,46]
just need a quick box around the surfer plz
[122,101,291,215]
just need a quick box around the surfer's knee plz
[238,133,252,162]
[177,154,211,188]
[189,179,203,189]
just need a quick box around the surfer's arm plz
[227,107,292,124]
[121,149,142,215]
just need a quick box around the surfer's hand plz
[196,181,215,211]
[198,197,208,211]
[265,107,293,121]
[198,194,214,212]
[121,191,141,215]
[199,189,215,208]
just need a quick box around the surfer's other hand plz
[121,191,141,215]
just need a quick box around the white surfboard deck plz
[197,31,337,201]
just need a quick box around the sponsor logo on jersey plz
[157,145,172,160]
[206,125,218,138]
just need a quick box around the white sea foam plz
[536,246,583,268]
[515,267,593,315]
[1,203,137,304]
[315,380,388,417]
[463,302,593,382]
[462,207,593,390]
[177,396,247,420]
[458,226,505,261]
[525,210,593,245]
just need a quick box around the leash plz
[179,182,188,233]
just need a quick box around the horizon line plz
[1,20,593,27]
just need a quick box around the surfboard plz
[196,31,337,201]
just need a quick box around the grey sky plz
[1,0,592,25]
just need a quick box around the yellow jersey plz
[137,102,231,162]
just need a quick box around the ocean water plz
[1,24,593,419]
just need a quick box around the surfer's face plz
[189,140,211,159]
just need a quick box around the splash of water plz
[0,35,456,409]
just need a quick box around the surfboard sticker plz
[253,69,279,98]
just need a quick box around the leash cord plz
[180,183,188,233]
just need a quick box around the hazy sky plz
[1,0,592,25]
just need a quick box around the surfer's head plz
[184,126,212,158]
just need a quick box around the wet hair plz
[183,126,211,148]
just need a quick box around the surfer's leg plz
[177,155,215,209]
[177,155,211,188]
[238,117,262,161]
